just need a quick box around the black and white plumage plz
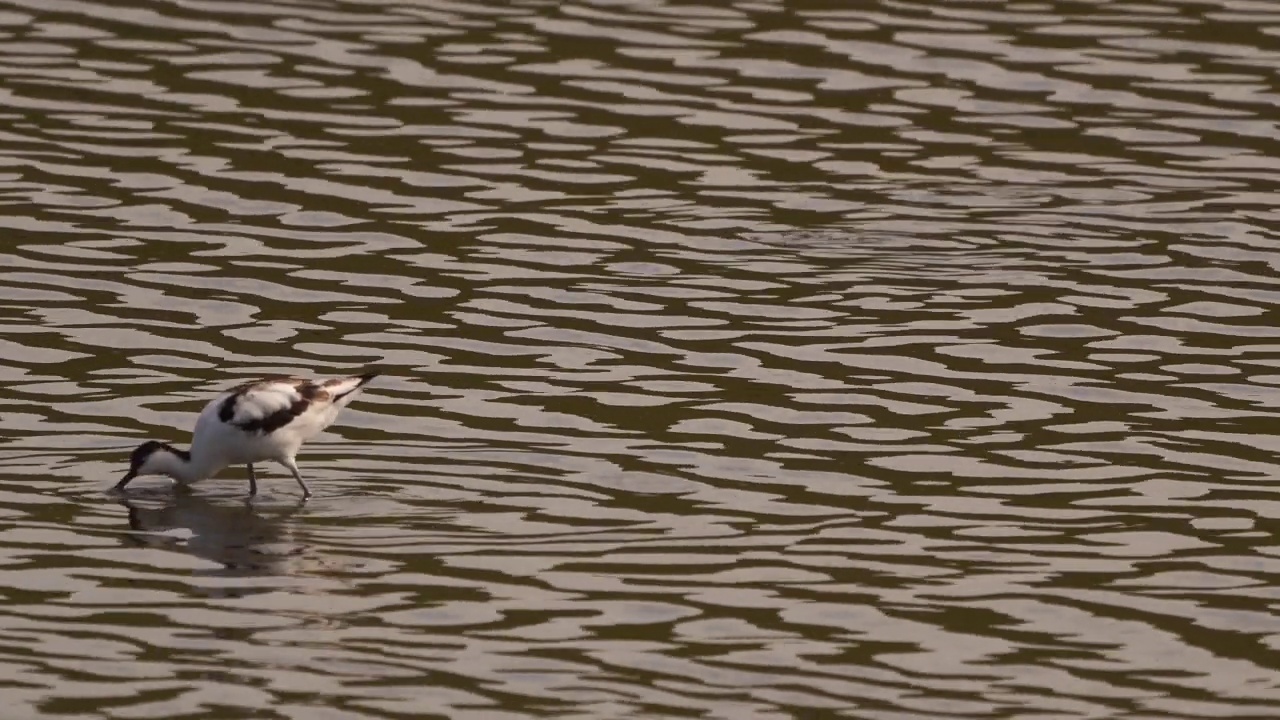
[115,373,378,498]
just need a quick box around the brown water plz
[3,0,1280,718]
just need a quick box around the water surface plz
[3,1,1280,718]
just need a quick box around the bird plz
[115,372,379,498]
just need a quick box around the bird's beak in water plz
[115,471,137,491]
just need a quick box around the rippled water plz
[4,0,1280,717]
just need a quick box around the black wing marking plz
[326,372,379,404]
[217,379,325,434]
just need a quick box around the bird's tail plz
[328,372,379,406]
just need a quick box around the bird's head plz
[116,441,188,489]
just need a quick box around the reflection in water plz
[1,0,1279,717]
[121,493,308,583]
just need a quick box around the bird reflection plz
[119,491,309,576]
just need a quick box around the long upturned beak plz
[114,470,137,491]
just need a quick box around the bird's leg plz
[282,459,312,499]
[246,463,258,496]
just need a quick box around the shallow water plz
[3,0,1280,718]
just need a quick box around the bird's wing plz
[217,378,326,434]
[320,372,379,406]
